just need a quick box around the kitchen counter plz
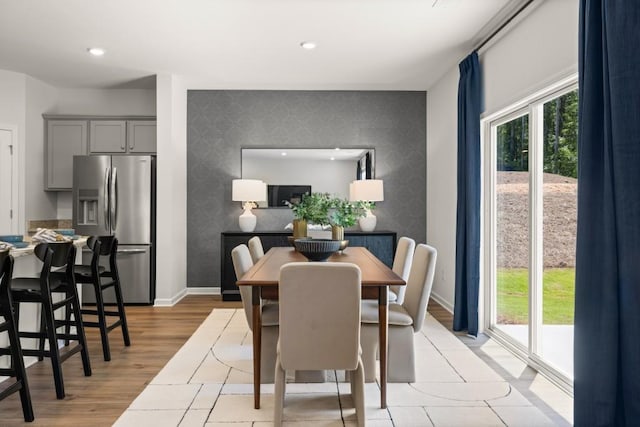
[9,236,88,259]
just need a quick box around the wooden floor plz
[0,296,452,426]
[0,296,241,426]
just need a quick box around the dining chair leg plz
[273,355,286,427]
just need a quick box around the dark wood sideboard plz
[220,231,397,301]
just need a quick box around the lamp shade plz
[232,179,266,202]
[350,179,384,202]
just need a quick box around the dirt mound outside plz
[496,172,577,269]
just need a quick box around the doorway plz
[0,125,19,234]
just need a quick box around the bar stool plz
[0,249,34,422]
[10,241,91,399]
[74,236,130,361]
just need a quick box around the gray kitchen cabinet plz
[46,120,87,190]
[89,120,156,154]
[127,120,156,153]
[89,120,127,153]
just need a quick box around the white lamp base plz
[238,205,257,232]
[359,210,377,232]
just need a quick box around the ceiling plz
[0,0,518,90]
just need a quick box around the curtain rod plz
[475,0,535,52]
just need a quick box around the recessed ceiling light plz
[330,157,335,161]
[300,41,316,50]
[87,47,105,56]
[281,152,287,156]
[335,148,340,151]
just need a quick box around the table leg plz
[379,285,388,409]
[252,286,262,409]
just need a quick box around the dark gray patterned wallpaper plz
[187,90,426,288]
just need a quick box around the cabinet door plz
[127,121,156,153]
[89,120,126,153]
[47,120,87,190]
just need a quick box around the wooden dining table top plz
[236,246,405,287]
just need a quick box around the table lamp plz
[232,179,266,232]
[350,179,384,232]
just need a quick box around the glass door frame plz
[481,75,578,394]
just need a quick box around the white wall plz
[426,0,579,311]
[0,70,27,233]
[426,68,459,311]
[52,88,156,116]
[155,74,188,305]
[25,76,59,221]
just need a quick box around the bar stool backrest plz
[0,248,13,300]
[34,241,74,268]
[87,235,116,256]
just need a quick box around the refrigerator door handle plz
[111,167,118,232]
[117,248,147,254]
[104,167,110,231]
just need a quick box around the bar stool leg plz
[113,276,131,346]
[93,280,111,361]
[7,308,35,421]
[68,286,92,376]
[41,296,66,399]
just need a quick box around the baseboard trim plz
[430,291,454,313]
[154,288,188,307]
[153,287,221,307]
[186,287,221,296]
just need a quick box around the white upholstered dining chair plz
[231,244,279,383]
[274,262,366,427]
[389,236,415,304]
[360,243,437,383]
[247,236,265,264]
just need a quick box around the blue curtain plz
[453,52,481,337]
[575,1,640,425]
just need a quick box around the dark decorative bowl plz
[293,238,341,262]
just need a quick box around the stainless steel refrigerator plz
[72,155,155,304]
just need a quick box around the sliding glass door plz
[485,78,578,389]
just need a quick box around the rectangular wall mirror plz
[241,148,375,207]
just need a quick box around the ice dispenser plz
[77,189,99,225]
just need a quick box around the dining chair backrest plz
[248,236,264,264]
[402,244,437,333]
[231,244,255,330]
[390,236,416,304]
[278,262,361,371]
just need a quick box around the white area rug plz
[114,309,556,426]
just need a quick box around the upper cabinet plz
[89,120,127,153]
[46,120,88,190]
[126,121,156,153]
[89,120,156,154]
[44,115,156,191]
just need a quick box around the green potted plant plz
[329,198,366,240]
[285,192,332,238]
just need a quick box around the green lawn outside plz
[496,268,575,325]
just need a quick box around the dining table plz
[236,245,405,410]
